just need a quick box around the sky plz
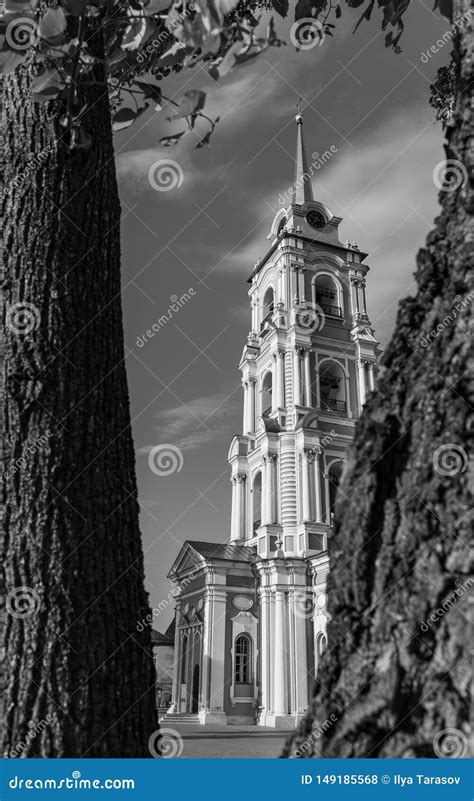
[113,0,452,630]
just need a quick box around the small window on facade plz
[234,634,252,684]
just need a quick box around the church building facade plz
[166,115,380,727]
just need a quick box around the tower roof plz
[290,113,314,206]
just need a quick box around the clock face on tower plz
[306,209,326,230]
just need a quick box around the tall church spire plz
[290,111,314,206]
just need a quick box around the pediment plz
[167,542,205,580]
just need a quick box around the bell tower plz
[227,112,380,726]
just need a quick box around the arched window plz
[261,371,272,416]
[315,631,327,674]
[277,216,287,236]
[314,274,342,317]
[328,461,343,517]
[319,360,346,414]
[262,287,274,322]
[252,472,262,533]
[234,634,252,684]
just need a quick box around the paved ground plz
[167,723,294,759]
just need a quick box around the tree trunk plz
[1,56,157,756]
[284,0,473,759]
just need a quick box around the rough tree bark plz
[1,53,157,755]
[284,0,473,759]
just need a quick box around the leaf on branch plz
[59,0,87,17]
[353,0,374,33]
[213,0,239,23]
[135,79,163,109]
[167,89,206,120]
[39,6,67,44]
[160,130,186,145]
[208,40,241,79]
[433,0,452,21]
[195,130,212,148]
[267,16,285,46]
[295,0,327,21]
[31,66,63,103]
[121,9,156,51]
[335,4,341,17]
[157,41,188,68]
[271,0,289,17]
[112,102,149,131]
[143,0,172,12]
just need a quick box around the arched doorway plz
[191,664,200,713]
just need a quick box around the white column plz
[273,590,287,716]
[361,281,367,315]
[251,300,257,331]
[258,587,271,723]
[303,349,311,407]
[276,350,284,408]
[290,265,298,304]
[354,281,360,313]
[203,586,227,722]
[238,475,246,538]
[324,471,331,524]
[263,455,275,525]
[230,477,238,541]
[292,589,309,714]
[242,380,248,433]
[230,475,246,541]
[298,267,305,301]
[314,449,322,522]
[357,360,367,408]
[169,600,182,713]
[248,378,255,431]
[302,450,312,522]
[293,348,301,407]
[368,362,375,392]
[271,360,278,413]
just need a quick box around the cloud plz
[138,388,242,455]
